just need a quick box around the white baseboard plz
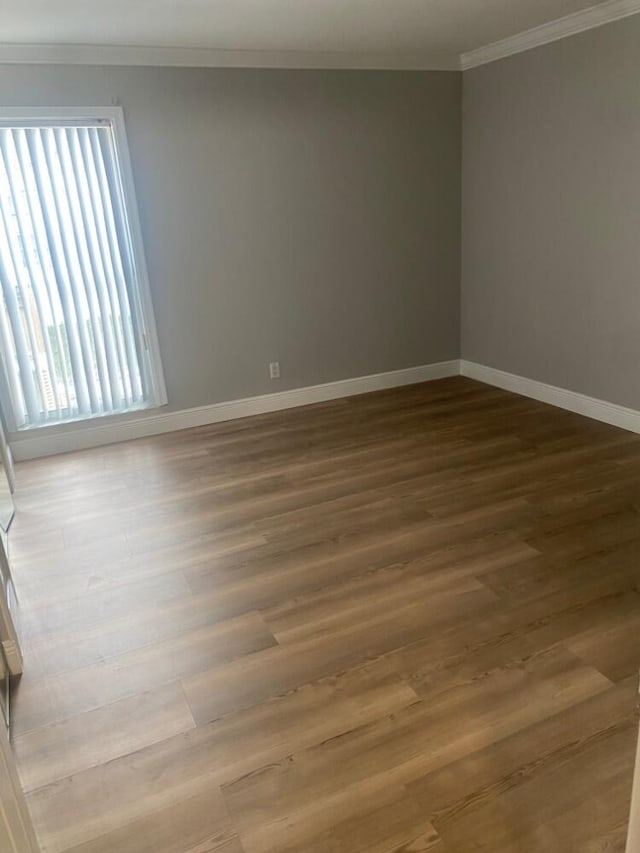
[461,360,640,434]
[11,358,640,460]
[11,359,461,461]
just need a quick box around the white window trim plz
[0,105,167,433]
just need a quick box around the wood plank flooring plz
[7,376,640,852]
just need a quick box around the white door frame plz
[0,720,39,852]
[0,530,22,677]
[627,719,640,853]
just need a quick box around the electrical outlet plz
[269,361,280,380]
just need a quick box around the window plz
[0,107,166,431]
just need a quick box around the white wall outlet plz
[269,361,281,380]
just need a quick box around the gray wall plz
[0,66,461,412]
[462,17,640,409]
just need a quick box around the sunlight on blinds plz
[0,121,149,428]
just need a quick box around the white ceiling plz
[0,0,634,68]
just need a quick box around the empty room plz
[0,0,640,851]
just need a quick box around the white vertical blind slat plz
[12,129,75,417]
[67,128,122,411]
[92,129,143,402]
[53,128,112,413]
[40,128,102,414]
[78,128,133,407]
[0,235,40,425]
[0,299,27,425]
[23,128,92,417]
[0,151,50,423]
[0,131,63,419]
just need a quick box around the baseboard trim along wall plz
[10,359,460,461]
[12,358,640,460]
[460,360,640,434]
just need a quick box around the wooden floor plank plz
[13,682,195,792]
[12,611,276,735]
[25,666,418,851]
[6,376,640,852]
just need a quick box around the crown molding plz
[2,2,637,73]
[0,42,459,70]
[460,0,640,70]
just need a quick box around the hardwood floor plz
[7,376,640,852]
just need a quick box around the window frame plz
[0,105,167,432]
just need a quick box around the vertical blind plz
[0,120,152,429]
